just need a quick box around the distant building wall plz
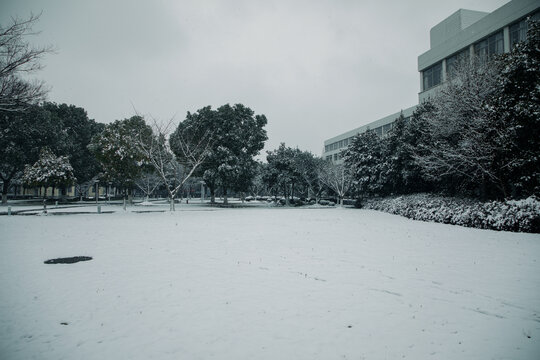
[323,106,416,164]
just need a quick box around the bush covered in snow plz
[363,194,540,233]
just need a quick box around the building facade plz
[323,105,416,163]
[419,0,539,101]
[323,0,540,163]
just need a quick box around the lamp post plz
[94,180,100,205]
[200,181,205,203]
[108,182,112,204]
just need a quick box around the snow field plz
[1,207,539,359]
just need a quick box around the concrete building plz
[323,0,540,163]
[419,0,540,101]
[323,105,416,163]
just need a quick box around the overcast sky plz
[2,0,509,157]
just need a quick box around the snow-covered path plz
[1,207,539,359]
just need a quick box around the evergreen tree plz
[380,112,406,195]
[0,105,65,203]
[293,150,326,201]
[401,102,435,194]
[23,148,75,198]
[89,116,152,204]
[343,130,384,197]
[491,20,540,198]
[189,104,267,204]
[43,102,104,197]
[265,143,301,204]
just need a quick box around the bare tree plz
[412,56,508,197]
[318,162,352,206]
[249,164,267,199]
[0,13,53,111]
[136,117,214,211]
[295,152,326,202]
[75,179,94,201]
[135,171,163,202]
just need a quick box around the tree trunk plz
[210,187,216,204]
[1,180,8,205]
[169,193,175,211]
[1,174,12,205]
[223,188,228,205]
[128,188,133,205]
[479,176,487,201]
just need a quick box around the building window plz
[488,31,504,55]
[510,13,540,48]
[510,19,528,48]
[474,38,488,60]
[326,155,332,161]
[422,62,442,91]
[474,30,503,61]
[446,48,469,78]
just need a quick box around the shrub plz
[364,194,540,233]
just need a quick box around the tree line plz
[0,102,270,209]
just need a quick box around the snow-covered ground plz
[1,206,539,359]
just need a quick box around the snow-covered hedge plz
[363,194,540,233]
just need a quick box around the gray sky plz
[2,0,509,157]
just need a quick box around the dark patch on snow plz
[464,307,505,319]
[44,256,92,264]
[50,211,114,215]
[369,288,402,297]
[60,322,68,325]
[15,211,114,216]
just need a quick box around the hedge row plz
[363,194,540,233]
